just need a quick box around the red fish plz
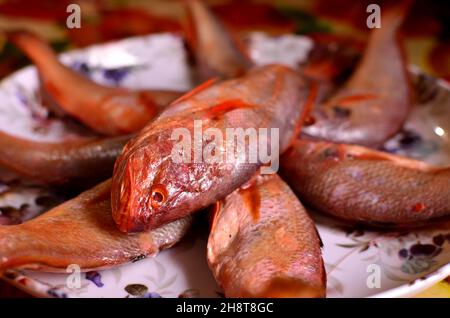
[112,64,313,232]
[281,139,450,227]
[0,180,192,272]
[184,0,252,80]
[303,2,412,147]
[0,130,130,184]
[8,31,184,136]
[208,174,326,297]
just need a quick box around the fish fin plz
[346,145,436,171]
[238,176,261,223]
[172,77,219,105]
[205,99,256,119]
[334,94,378,106]
[314,225,324,248]
[209,201,222,231]
[6,30,58,63]
[286,81,318,150]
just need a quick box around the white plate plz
[0,33,449,298]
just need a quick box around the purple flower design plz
[143,292,162,298]
[86,271,104,287]
[70,61,91,76]
[103,68,130,85]
[398,237,448,275]
[47,288,68,298]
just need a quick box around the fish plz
[112,64,313,232]
[0,179,192,272]
[0,130,130,184]
[185,0,252,80]
[302,2,412,147]
[301,34,361,103]
[207,173,326,298]
[280,139,450,227]
[7,31,184,136]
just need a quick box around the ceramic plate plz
[0,33,449,298]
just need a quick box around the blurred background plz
[0,0,448,297]
[0,0,449,81]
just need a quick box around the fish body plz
[8,31,183,136]
[207,173,325,298]
[185,0,252,80]
[0,180,191,272]
[0,130,130,184]
[281,140,450,227]
[303,2,412,147]
[112,64,312,232]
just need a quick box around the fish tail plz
[8,29,109,109]
[381,0,413,29]
[183,0,199,51]
[260,276,326,298]
[6,30,59,69]
[0,225,32,272]
[184,0,252,79]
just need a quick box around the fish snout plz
[111,178,150,233]
[111,157,147,233]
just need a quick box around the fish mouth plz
[111,182,147,233]
[111,158,147,233]
[120,216,147,233]
[111,180,130,233]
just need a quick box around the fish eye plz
[150,184,168,209]
[303,115,316,126]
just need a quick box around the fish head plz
[111,129,176,233]
[111,126,227,233]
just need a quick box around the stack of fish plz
[0,0,448,298]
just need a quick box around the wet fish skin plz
[7,31,183,136]
[0,179,192,272]
[112,64,312,233]
[0,130,131,184]
[207,173,325,298]
[303,2,412,147]
[280,140,450,226]
[185,0,252,80]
